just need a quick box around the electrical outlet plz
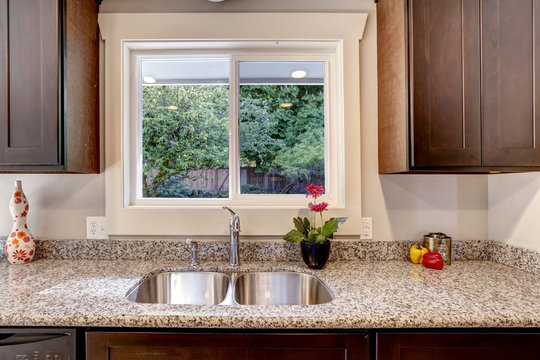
[360,217,372,240]
[86,216,107,239]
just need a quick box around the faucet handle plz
[186,238,198,266]
[223,207,240,231]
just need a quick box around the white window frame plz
[101,12,367,236]
[125,41,344,208]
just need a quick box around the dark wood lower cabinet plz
[87,330,540,360]
[86,332,369,360]
[377,332,540,360]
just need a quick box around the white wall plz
[488,173,540,251]
[0,0,490,241]
[0,175,104,239]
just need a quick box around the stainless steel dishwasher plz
[0,328,76,360]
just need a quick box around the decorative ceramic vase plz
[300,240,331,269]
[5,180,35,264]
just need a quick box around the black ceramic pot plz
[300,240,331,269]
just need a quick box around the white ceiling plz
[142,59,229,84]
[141,60,325,85]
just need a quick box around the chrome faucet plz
[186,238,199,266]
[223,206,240,266]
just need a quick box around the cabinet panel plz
[0,0,60,166]
[377,332,540,360]
[86,332,369,360]
[0,0,99,173]
[65,0,100,173]
[411,0,481,167]
[377,0,408,173]
[250,348,346,360]
[483,0,540,166]
[109,346,247,360]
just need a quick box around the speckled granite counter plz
[0,259,538,329]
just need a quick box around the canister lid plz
[425,232,451,239]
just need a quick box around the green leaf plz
[307,229,319,242]
[293,217,308,236]
[322,218,339,238]
[283,230,305,243]
[315,235,327,244]
[303,217,311,230]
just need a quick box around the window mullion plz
[229,55,240,199]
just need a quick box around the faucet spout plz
[223,207,240,266]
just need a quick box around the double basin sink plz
[126,271,333,306]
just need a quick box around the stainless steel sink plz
[126,271,333,306]
[126,271,230,305]
[234,272,333,305]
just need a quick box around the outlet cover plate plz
[86,216,107,239]
[360,217,372,240]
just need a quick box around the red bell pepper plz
[422,252,444,270]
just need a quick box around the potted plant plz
[283,183,347,269]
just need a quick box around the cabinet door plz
[410,0,482,167]
[377,332,540,360]
[86,332,369,360]
[483,0,540,166]
[0,0,61,167]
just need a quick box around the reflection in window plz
[238,61,325,194]
[139,59,327,199]
[141,59,230,198]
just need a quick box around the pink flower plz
[310,202,329,212]
[14,198,21,204]
[305,183,325,199]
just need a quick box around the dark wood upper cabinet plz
[411,0,481,168]
[482,0,540,166]
[0,0,99,173]
[378,0,540,173]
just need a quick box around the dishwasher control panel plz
[0,329,76,360]
[15,351,64,359]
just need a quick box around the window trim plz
[101,12,367,236]
[123,41,345,208]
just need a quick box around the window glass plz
[238,61,325,194]
[141,59,230,198]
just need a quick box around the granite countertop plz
[0,258,538,329]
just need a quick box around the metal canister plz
[423,232,452,265]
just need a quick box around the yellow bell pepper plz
[409,245,428,264]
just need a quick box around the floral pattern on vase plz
[5,180,35,264]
